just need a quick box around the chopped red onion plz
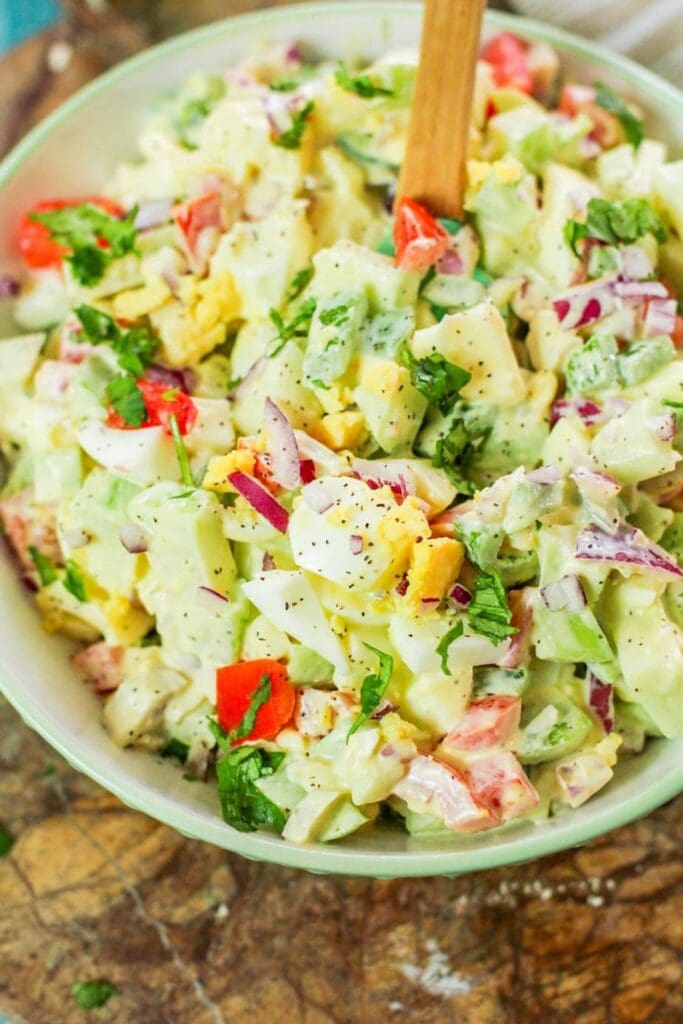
[550,398,603,428]
[498,590,534,670]
[540,574,586,612]
[263,399,300,490]
[420,597,440,612]
[349,534,364,555]
[118,522,148,554]
[352,458,416,499]
[285,43,303,63]
[437,250,464,275]
[648,412,676,442]
[145,364,195,394]
[301,479,338,514]
[293,430,348,476]
[576,523,683,578]
[619,245,653,281]
[228,471,290,533]
[553,280,616,329]
[134,198,173,231]
[526,465,561,485]
[396,574,409,597]
[642,298,677,338]
[587,674,614,733]
[0,274,20,297]
[570,467,621,500]
[197,585,230,603]
[615,280,668,301]
[370,700,399,721]
[449,583,472,608]
[299,458,316,484]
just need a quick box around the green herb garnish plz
[168,413,194,487]
[30,203,137,286]
[274,100,315,149]
[63,560,87,603]
[268,296,317,355]
[105,374,148,428]
[208,720,286,833]
[235,675,272,740]
[319,302,351,327]
[467,568,516,646]
[594,81,643,148]
[161,737,190,762]
[436,621,464,675]
[335,63,393,99]
[347,644,394,740]
[28,546,57,586]
[405,351,471,415]
[564,197,666,257]
[75,305,158,378]
[287,265,314,301]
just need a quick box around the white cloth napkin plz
[511,0,683,88]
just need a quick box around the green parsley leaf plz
[235,674,272,740]
[564,197,666,257]
[467,568,516,645]
[30,203,137,285]
[168,413,195,488]
[105,374,147,427]
[75,303,121,345]
[436,620,464,675]
[161,737,190,762]
[335,63,393,99]
[75,305,158,379]
[268,78,300,92]
[430,304,449,323]
[268,297,317,355]
[0,824,14,857]
[208,720,286,832]
[274,100,315,149]
[594,81,643,148]
[63,560,87,603]
[547,721,571,747]
[287,265,314,301]
[406,351,472,416]
[347,644,394,740]
[319,302,351,327]
[28,546,58,586]
[430,404,490,496]
[71,980,117,1010]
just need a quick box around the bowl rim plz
[0,0,681,877]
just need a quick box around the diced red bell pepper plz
[444,696,522,751]
[481,32,532,94]
[465,750,539,823]
[106,379,198,434]
[393,197,450,273]
[18,196,125,270]
[393,755,492,832]
[216,658,296,743]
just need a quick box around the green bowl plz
[0,2,681,876]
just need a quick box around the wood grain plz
[398,0,486,218]
[0,7,681,1024]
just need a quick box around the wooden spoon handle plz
[398,0,486,219]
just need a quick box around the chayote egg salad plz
[1,32,683,844]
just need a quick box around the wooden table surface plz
[0,5,681,1022]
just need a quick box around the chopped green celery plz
[473,666,529,698]
[626,491,674,543]
[618,336,674,387]
[660,513,683,563]
[587,245,620,279]
[403,809,452,837]
[361,309,415,358]
[565,333,619,395]
[614,700,664,755]
[517,700,593,765]
[303,290,367,388]
[494,548,539,587]
[533,603,614,664]
[316,799,371,842]
[663,584,683,629]
[455,512,503,570]
[288,646,335,684]
[421,275,484,309]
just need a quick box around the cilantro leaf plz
[594,81,643,148]
[235,674,272,740]
[268,297,316,355]
[347,644,394,740]
[564,197,666,257]
[168,413,195,488]
[436,620,464,675]
[161,737,190,762]
[63,560,87,603]
[335,63,393,99]
[405,351,472,415]
[106,374,148,427]
[71,980,116,1010]
[287,265,314,301]
[30,203,137,285]
[430,404,490,496]
[0,824,14,857]
[208,720,286,832]
[75,305,158,378]
[274,100,315,149]
[28,546,57,587]
[467,569,516,645]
